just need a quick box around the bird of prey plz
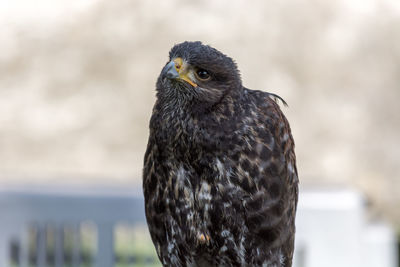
[143,41,298,267]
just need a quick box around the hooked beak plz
[162,61,180,80]
[162,58,197,87]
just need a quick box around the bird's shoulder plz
[237,87,297,188]
[227,88,298,249]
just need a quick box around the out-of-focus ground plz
[0,0,399,226]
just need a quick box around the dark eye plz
[195,69,211,81]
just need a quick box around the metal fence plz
[0,185,397,267]
[0,185,148,267]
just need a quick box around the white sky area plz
[0,0,399,26]
[0,0,100,25]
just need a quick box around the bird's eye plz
[195,69,211,81]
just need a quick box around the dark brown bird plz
[143,41,298,267]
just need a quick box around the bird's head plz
[156,41,242,111]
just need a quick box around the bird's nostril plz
[173,57,183,71]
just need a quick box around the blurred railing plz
[0,186,397,267]
[0,185,153,267]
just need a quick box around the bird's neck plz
[150,92,242,157]
[157,86,242,116]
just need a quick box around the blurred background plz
[0,0,399,266]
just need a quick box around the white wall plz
[293,188,398,267]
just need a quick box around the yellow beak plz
[163,57,197,87]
